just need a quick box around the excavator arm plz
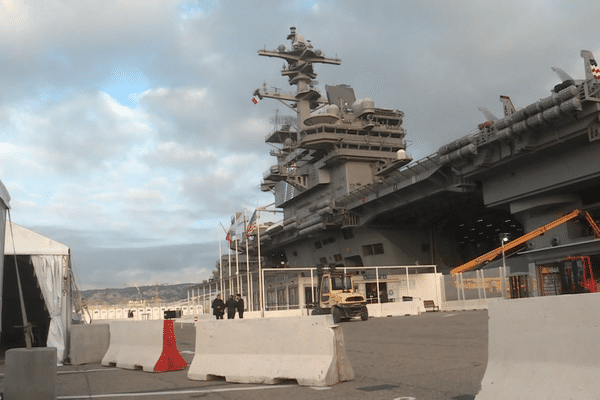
[451,209,600,276]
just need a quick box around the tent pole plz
[7,210,32,348]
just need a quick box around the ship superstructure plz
[254,27,414,266]
[240,28,600,289]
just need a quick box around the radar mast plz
[255,27,341,129]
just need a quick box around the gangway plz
[451,209,600,275]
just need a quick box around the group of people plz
[211,293,244,319]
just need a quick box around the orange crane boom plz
[450,209,600,276]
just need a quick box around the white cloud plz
[3,0,600,289]
[142,141,217,169]
[4,91,153,176]
[140,87,210,116]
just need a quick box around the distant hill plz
[79,283,198,306]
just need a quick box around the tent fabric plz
[0,180,10,210]
[31,255,67,361]
[0,181,7,349]
[5,222,70,256]
[3,222,71,363]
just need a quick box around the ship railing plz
[337,152,442,206]
[264,304,302,311]
[396,153,441,175]
[583,80,600,100]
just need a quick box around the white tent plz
[4,222,72,363]
[0,180,9,348]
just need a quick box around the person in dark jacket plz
[235,294,244,319]
[225,295,237,319]
[212,294,225,320]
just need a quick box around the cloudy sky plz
[1,0,599,289]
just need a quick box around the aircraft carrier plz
[240,27,600,284]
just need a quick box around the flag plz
[245,210,258,237]
[252,89,263,104]
[591,57,600,79]
[230,212,245,242]
[225,229,232,243]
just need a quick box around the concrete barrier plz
[476,293,600,400]
[242,309,305,319]
[4,347,57,400]
[187,315,354,386]
[367,300,420,317]
[441,297,503,312]
[69,323,110,365]
[101,319,187,372]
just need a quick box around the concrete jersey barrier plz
[101,319,187,372]
[476,293,600,399]
[187,315,354,386]
[69,323,110,365]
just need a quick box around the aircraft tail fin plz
[499,95,516,117]
[478,107,498,122]
[581,50,600,80]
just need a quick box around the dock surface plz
[0,310,488,400]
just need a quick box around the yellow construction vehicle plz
[451,209,600,276]
[311,268,369,323]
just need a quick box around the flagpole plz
[218,225,222,295]
[257,200,264,317]
[235,213,240,294]
[228,222,232,299]
[245,209,252,311]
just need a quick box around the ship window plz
[334,254,343,262]
[314,241,322,249]
[363,243,384,256]
[319,257,328,264]
[343,229,354,240]
[322,237,335,246]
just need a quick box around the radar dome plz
[277,44,286,52]
[283,138,294,148]
[397,149,407,160]
[362,98,375,109]
[315,49,322,56]
[325,104,340,115]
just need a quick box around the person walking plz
[235,294,244,319]
[225,295,237,319]
[212,294,225,320]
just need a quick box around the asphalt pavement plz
[0,310,488,400]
